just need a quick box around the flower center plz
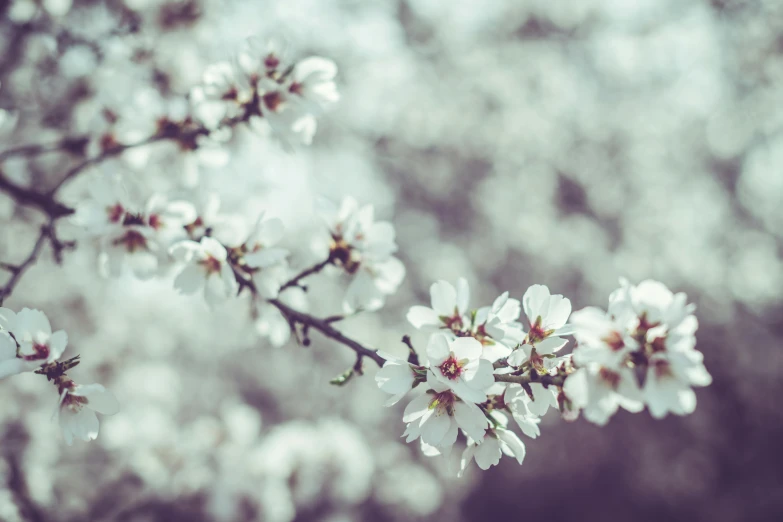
[442,314,464,334]
[23,343,49,361]
[329,237,360,274]
[527,316,553,344]
[62,393,89,412]
[263,91,284,112]
[602,331,625,351]
[439,355,464,380]
[116,230,148,252]
[201,255,222,274]
[598,367,621,389]
[652,359,672,378]
[148,214,162,230]
[429,390,456,415]
[107,204,124,223]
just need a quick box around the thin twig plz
[278,257,331,292]
[0,221,73,305]
[268,298,385,367]
[0,226,50,305]
[494,372,566,388]
[0,136,89,163]
[0,169,74,218]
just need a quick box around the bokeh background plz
[1,0,782,520]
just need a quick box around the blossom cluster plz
[0,307,118,444]
[0,34,712,463]
[191,37,339,146]
[376,278,711,475]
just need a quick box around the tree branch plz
[278,257,331,292]
[0,136,89,163]
[0,221,73,305]
[268,298,385,367]
[493,372,566,388]
[0,169,74,218]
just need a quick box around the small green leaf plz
[329,368,354,386]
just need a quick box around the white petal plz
[456,278,470,315]
[75,384,120,415]
[48,330,68,361]
[497,429,526,465]
[450,337,482,361]
[426,334,451,366]
[430,281,457,316]
[174,264,206,294]
[406,306,439,329]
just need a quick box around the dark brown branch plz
[494,372,566,388]
[268,298,385,367]
[0,168,74,218]
[48,134,172,195]
[0,226,50,305]
[279,257,331,292]
[0,136,89,163]
[0,221,73,304]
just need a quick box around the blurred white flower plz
[287,57,340,112]
[0,308,68,377]
[563,364,643,426]
[191,61,250,129]
[72,172,133,236]
[102,223,161,279]
[58,381,120,445]
[320,196,404,312]
[170,237,238,306]
[242,214,289,299]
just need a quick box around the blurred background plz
[1,0,782,520]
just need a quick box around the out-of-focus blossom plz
[57,381,119,445]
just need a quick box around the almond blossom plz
[458,412,526,475]
[0,308,68,377]
[426,335,494,404]
[407,278,470,332]
[320,196,405,312]
[57,381,120,445]
[402,372,488,454]
[375,351,426,406]
[240,214,290,299]
[170,237,239,306]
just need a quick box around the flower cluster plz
[0,307,118,444]
[377,278,711,475]
[319,196,406,313]
[564,279,712,424]
[191,36,339,145]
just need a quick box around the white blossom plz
[402,372,488,455]
[407,278,470,332]
[0,308,68,377]
[241,214,290,299]
[170,237,239,306]
[426,335,494,404]
[375,352,424,406]
[508,285,572,368]
[58,381,120,445]
[320,196,405,313]
[458,413,526,475]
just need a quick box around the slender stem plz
[0,136,89,163]
[0,226,50,305]
[278,258,331,292]
[268,298,385,367]
[0,169,74,218]
[494,372,566,388]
